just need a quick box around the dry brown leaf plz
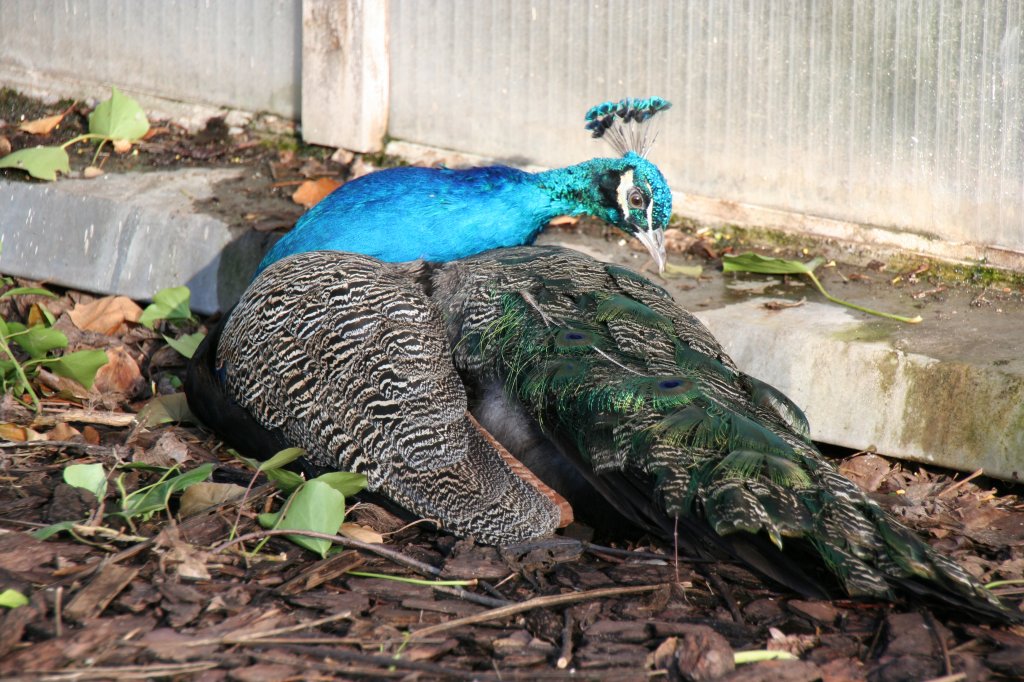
[68,296,143,335]
[82,425,100,444]
[93,347,145,398]
[27,303,50,328]
[339,523,384,544]
[292,177,341,209]
[178,482,246,518]
[46,422,81,441]
[18,113,65,135]
[136,430,192,468]
[0,422,43,441]
[82,166,104,179]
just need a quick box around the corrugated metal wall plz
[0,0,301,118]
[390,0,1024,254]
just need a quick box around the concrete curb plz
[0,169,272,314]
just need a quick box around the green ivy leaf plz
[257,447,306,472]
[32,520,77,541]
[13,325,68,360]
[64,462,108,500]
[312,471,367,498]
[48,349,109,389]
[234,449,306,493]
[722,253,823,276]
[257,480,346,558]
[139,286,194,329]
[0,146,71,181]
[163,331,205,359]
[0,287,57,300]
[117,463,214,521]
[0,589,29,609]
[88,87,150,141]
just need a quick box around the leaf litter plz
[0,273,1021,681]
[1,92,1024,680]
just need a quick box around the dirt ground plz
[2,90,1024,682]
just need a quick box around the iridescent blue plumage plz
[257,153,672,275]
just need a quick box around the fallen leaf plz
[82,426,100,444]
[93,347,145,398]
[68,296,143,334]
[292,177,341,209]
[18,113,65,135]
[0,422,43,442]
[82,166,104,179]
[339,523,384,544]
[155,525,211,580]
[46,422,81,441]
[137,430,193,468]
[26,303,52,328]
[178,482,246,518]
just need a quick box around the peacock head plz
[584,97,673,272]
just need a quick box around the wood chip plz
[64,563,139,622]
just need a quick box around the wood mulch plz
[0,292,1022,681]
[2,88,1024,682]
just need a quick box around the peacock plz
[186,98,1016,622]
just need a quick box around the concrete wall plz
[390,0,1024,264]
[0,0,301,119]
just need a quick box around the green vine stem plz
[804,270,923,324]
[0,335,40,412]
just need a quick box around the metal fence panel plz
[390,0,1024,253]
[0,0,301,118]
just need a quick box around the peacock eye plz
[627,188,645,209]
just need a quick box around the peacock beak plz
[635,227,666,273]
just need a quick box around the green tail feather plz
[440,246,1016,622]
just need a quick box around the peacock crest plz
[585,96,672,157]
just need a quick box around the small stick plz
[212,529,443,577]
[54,585,63,638]
[556,608,574,669]
[184,611,351,646]
[923,610,952,676]
[31,409,136,428]
[408,584,662,639]
[937,468,984,499]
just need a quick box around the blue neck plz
[255,160,614,275]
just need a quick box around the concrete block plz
[695,300,1024,481]
[0,169,274,314]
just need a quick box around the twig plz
[31,409,136,428]
[0,440,125,458]
[408,584,663,639]
[923,610,952,676]
[579,541,720,564]
[212,528,443,577]
[701,570,743,623]
[54,585,63,638]
[33,661,218,681]
[185,611,351,646]
[431,585,512,608]
[937,468,984,499]
[556,608,574,669]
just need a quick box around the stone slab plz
[0,169,273,314]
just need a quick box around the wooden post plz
[301,0,389,152]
